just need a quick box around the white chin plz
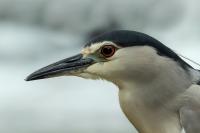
[76,73,101,80]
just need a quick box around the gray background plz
[0,0,200,133]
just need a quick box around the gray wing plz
[180,106,200,133]
[179,85,200,133]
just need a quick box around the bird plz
[26,30,200,133]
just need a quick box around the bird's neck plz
[117,67,192,133]
[119,86,182,133]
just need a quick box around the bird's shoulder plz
[179,84,200,133]
[182,84,200,106]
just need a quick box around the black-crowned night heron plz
[26,30,200,133]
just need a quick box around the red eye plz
[101,45,116,58]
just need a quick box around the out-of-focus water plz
[0,0,200,133]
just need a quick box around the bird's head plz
[26,30,191,86]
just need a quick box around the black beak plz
[26,54,94,81]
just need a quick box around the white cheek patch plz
[81,42,104,57]
[85,63,102,73]
[81,47,92,57]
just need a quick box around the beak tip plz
[25,74,47,81]
[25,75,34,81]
[25,72,42,81]
[25,71,51,81]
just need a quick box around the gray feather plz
[180,106,200,133]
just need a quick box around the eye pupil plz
[101,45,115,57]
[103,47,112,54]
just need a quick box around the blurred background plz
[0,0,200,133]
